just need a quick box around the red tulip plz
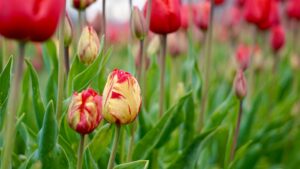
[235,0,246,7]
[257,1,280,30]
[225,6,242,28]
[234,69,247,100]
[193,1,211,32]
[286,0,300,20]
[144,0,181,34]
[214,0,225,5]
[180,4,191,30]
[73,0,96,10]
[244,0,272,26]
[0,0,64,42]
[270,25,285,53]
[235,44,251,71]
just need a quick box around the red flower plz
[193,1,211,32]
[180,4,191,30]
[235,0,246,7]
[257,1,280,30]
[0,0,64,42]
[270,25,285,53]
[225,6,242,28]
[286,0,300,20]
[144,0,181,34]
[214,0,225,5]
[244,0,272,26]
[235,44,251,71]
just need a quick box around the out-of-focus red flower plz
[180,4,191,30]
[235,44,251,71]
[167,32,188,57]
[144,0,181,34]
[225,6,242,28]
[73,0,96,10]
[244,0,272,26]
[0,0,64,42]
[193,1,211,32]
[235,0,246,7]
[257,1,280,30]
[286,0,300,20]
[213,0,225,5]
[234,69,247,100]
[270,25,285,53]
[88,12,103,34]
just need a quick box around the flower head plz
[235,44,251,71]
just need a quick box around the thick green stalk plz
[107,124,121,169]
[230,99,243,161]
[1,42,26,169]
[198,0,215,131]
[77,134,86,169]
[159,34,167,117]
[57,6,66,124]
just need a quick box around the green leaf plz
[132,92,192,160]
[42,40,58,72]
[114,160,149,169]
[229,141,253,169]
[87,123,113,161]
[180,95,195,149]
[166,128,219,169]
[0,56,12,115]
[25,59,45,129]
[45,70,57,108]
[67,56,85,95]
[72,47,112,93]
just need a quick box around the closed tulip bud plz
[193,1,211,32]
[270,25,285,53]
[286,0,300,20]
[235,44,251,71]
[68,88,102,134]
[73,0,97,10]
[64,14,73,47]
[77,26,100,65]
[131,6,147,40]
[102,69,142,124]
[234,70,247,100]
[214,0,225,5]
[244,0,272,26]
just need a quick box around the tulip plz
[234,70,247,100]
[64,14,73,47]
[214,0,225,5]
[235,44,251,71]
[244,0,272,26]
[257,1,280,31]
[193,1,211,32]
[270,25,285,53]
[144,0,181,34]
[88,12,103,35]
[235,0,246,7]
[73,0,97,10]
[131,6,147,40]
[286,0,300,20]
[0,0,64,42]
[180,4,191,30]
[102,69,142,124]
[77,26,100,65]
[68,88,102,134]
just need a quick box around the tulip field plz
[1,0,300,169]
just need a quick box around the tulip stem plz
[127,121,137,162]
[64,46,70,76]
[1,42,26,169]
[77,134,86,169]
[57,6,66,124]
[198,0,215,131]
[107,124,121,169]
[230,99,243,161]
[102,0,106,45]
[273,52,279,73]
[137,39,144,82]
[159,34,167,117]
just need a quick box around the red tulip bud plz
[68,88,102,134]
[270,25,285,53]
[77,26,100,65]
[213,0,225,5]
[102,69,142,124]
[144,0,181,34]
[73,0,97,10]
[244,0,272,26]
[235,44,251,71]
[286,0,300,20]
[257,1,279,31]
[131,6,147,40]
[180,4,191,30]
[193,1,211,32]
[234,70,247,100]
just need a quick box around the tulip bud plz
[234,70,247,100]
[235,44,251,71]
[131,7,147,40]
[64,14,73,47]
[102,69,142,124]
[193,1,211,32]
[73,0,97,10]
[68,88,102,134]
[270,25,285,53]
[77,26,100,65]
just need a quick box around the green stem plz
[230,99,243,161]
[64,46,70,76]
[137,39,144,82]
[57,7,66,124]
[102,0,106,45]
[127,121,137,162]
[107,124,121,169]
[77,134,86,169]
[198,0,214,131]
[159,34,167,117]
[1,42,26,169]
